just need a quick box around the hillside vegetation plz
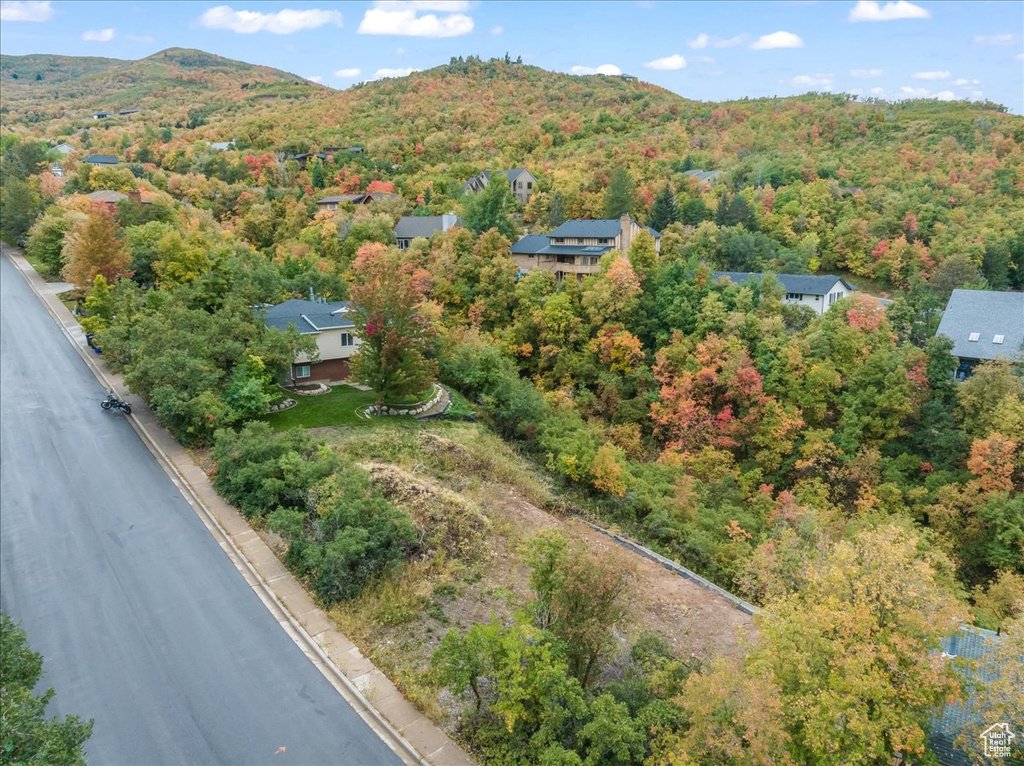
[2,51,1022,766]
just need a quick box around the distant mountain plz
[0,48,318,124]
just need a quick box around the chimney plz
[442,212,457,232]
[127,189,141,203]
[309,286,315,302]
[619,214,633,255]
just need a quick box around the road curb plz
[3,250,472,766]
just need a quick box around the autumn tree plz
[61,207,132,289]
[348,243,437,408]
[462,175,517,239]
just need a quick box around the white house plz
[262,298,361,384]
[713,272,857,315]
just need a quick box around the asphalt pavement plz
[0,254,404,765]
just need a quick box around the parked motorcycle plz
[101,390,132,415]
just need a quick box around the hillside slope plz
[0,47,318,124]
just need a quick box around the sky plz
[2,0,1022,113]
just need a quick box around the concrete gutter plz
[3,247,475,766]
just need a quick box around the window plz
[828,291,843,304]
[785,293,804,301]
[397,239,408,250]
[295,365,310,378]
[341,332,354,347]
[993,334,1005,344]
[968,332,980,342]
[527,182,533,189]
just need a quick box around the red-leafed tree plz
[348,243,436,409]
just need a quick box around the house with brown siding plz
[511,215,661,282]
[262,298,361,384]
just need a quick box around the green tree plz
[349,243,437,408]
[603,167,635,219]
[1,614,93,766]
[25,205,73,277]
[647,184,679,233]
[462,176,517,239]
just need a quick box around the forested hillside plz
[2,51,1022,765]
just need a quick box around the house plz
[924,626,1006,766]
[294,152,328,170]
[935,289,1024,378]
[84,189,152,212]
[92,112,112,120]
[463,167,537,203]
[683,168,721,185]
[712,272,857,315]
[52,142,75,154]
[316,194,368,212]
[207,140,235,151]
[82,154,119,167]
[50,163,64,178]
[118,108,141,116]
[511,215,661,282]
[394,213,460,250]
[262,298,361,384]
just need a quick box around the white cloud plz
[850,68,883,77]
[198,6,343,34]
[358,7,473,36]
[374,0,470,9]
[849,0,929,22]
[491,25,502,35]
[953,78,980,86]
[645,54,687,70]
[372,66,419,79]
[333,67,361,77]
[571,64,622,76]
[692,55,716,64]
[790,73,835,88]
[900,85,931,97]
[973,34,1014,45]
[934,90,955,101]
[82,28,115,42]
[750,30,804,49]
[849,87,863,95]
[306,75,324,83]
[688,32,745,49]
[1017,53,1024,62]
[912,70,950,80]
[0,1,52,22]
[870,86,886,95]
[125,34,154,42]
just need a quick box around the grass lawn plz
[264,384,389,429]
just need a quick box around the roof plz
[208,141,234,151]
[86,190,128,203]
[548,218,662,240]
[261,299,354,334]
[683,169,721,183]
[713,271,857,295]
[394,215,459,240]
[496,167,530,183]
[936,289,1024,363]
[118,108,141,115]
[317,194,365,204]
[511,234,614,258]
[929,627,1003,766]
[82,154,119,165]
[53,142,75,153]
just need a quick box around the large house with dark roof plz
[82,154,119,167]
[511,216,660,282]
[463,168,537,203]
[713,272,857,315]
[935,289,1024,377]
[394,213,460,249]
[261,298,361,384]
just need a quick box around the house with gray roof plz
[511,215,661,282]
[935,289,1024,378]
[463,167,537,203]
[394,213,460,249]
[52,142,75,154]
[713,271,857,315]
[261,298,361,384]
[683,168,721,185]
[82,154,119,167]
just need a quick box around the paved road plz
[0,255,402,766]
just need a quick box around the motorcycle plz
[101,390,132,415]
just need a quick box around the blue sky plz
[2,1,1022,113]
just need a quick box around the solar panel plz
[968,332,980,342]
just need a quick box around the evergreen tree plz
[647,184,679,233]
[679,197,710,226]
[309,159,326,190]
[603,167,635,219]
